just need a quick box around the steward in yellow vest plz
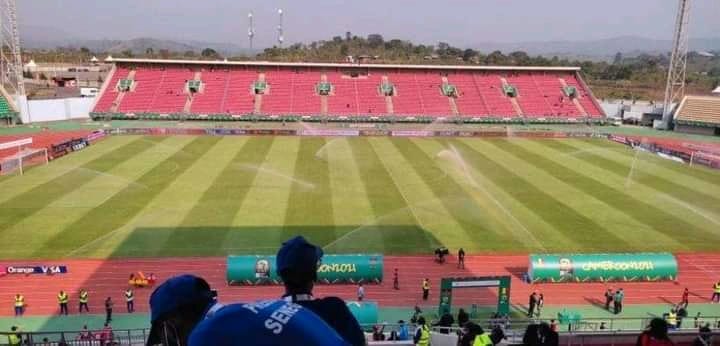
[14,294,24,316]
[57,291,69,315]
[473,332,493,346]
[414,316,430,346]
[79,289,89,313]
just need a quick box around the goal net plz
[0,138,48,175]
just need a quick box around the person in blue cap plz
[146,275,222,346]
[188,299,351,346]
[276,236,366,346]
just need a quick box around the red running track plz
[0,130,93,160]
[0,254,718,317]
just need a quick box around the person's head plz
[417,316,426,325]
[82,325,88,330]
[647,318,669,340]
[550,319,556,324]
[459,308,465,314]
[146,275,217,346]
[398,320,405,325]
[11,326,17,332]
[104,322,109,328]
[394,268,397,272]
[358,283,362,287]
[106,296,111,301]
[276,236,323,295]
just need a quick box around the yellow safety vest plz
[473,333,493,346]
[417,325,430,346]
[125,290,134,302]
[79,291,88,304]
[714,283,720,293]
[14,296,24,307]
[8,333,20,346]
[667,312,677,326]
[58,293,68,304]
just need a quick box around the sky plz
[17,0,720,48]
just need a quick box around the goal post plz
[0,137,49,175]
[689,151,720,169]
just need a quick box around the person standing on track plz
[79,289,89,313]
[458,248,465,269]
[614,289,624,314]
[357,283,364,302]
[681,287,689,307]
[14,294,25,316]
[104,296,113,323]
[536,293,545,318]
[422,278,430,301]
[57,290,69,316]
[712,281,720,303]
[527,292,538,318]
[604,288,614,311]
[393,269,399,290]
[125,288,135,313]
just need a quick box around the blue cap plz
[188,300,350,346]
[147,275,215,345]
[276,236,323,277]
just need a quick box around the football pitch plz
[0,135,718,259]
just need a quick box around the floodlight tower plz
[248,12,255,50]
[0,0,26,100]
[277,8,284,48]
[661,0,691,129]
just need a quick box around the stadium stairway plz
[558,78,588,116]
[0,254,716,316]
[499,77,524,117]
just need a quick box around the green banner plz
[346,301,378,326]
[227,254,383,285]
[528,253,677,283]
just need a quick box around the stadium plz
[0,0,720,345]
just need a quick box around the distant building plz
[674,95,720,136]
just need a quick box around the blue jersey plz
[189,300,350,346]
[294,297,366,346]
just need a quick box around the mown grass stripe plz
[32,136,221,257]
[160,137,275,256]
[450,139,633,251]
[0,136,163,235]
[528,139,720,246]
[345,137,433,253]
[282,138,336,246]
[553,140,720,214]
[582,139,720,185]
[390,138,517,249]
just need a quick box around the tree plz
[201,48,219,58]
[509,51,530,65]
[486,50,506,65]
[462,49,478,62]
[121,49,133,58]
[184,50,197,57]
[367,34,384,47]
[80,47,91,55]
[340,44,349,56]
[159,49,171,59]
[613,52,623,65]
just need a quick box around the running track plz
[0,254,718,316]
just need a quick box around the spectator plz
[104,297,113,324]
[692,325,712,346]
[187,299,350,346]
[357,283,364,302]
[410,305,422,324]
[523,323,559,346]
[550,319,559,332]
[146,275,221,346]
[275,236,365,346]
[636,318,674,346]
[458,322,483,346]
[434,311,454,334]
[677,304,688,329]
[599,322,607,330]
[457,308,469,327]
[99,323,113,346]
[77,325,94,344]
[125,288,134,313]
[8,326,21,346]
[667,308,678,330]
[693,313,703,328]
[397,320,409,341]
[413,316,430,346]
[372,324,385,341]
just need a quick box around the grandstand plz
[674,95,720,136]
[90,58,605,122]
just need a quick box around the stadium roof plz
[675,95,720,126]
[107,57,582,72]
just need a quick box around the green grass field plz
[1,135,719,259]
